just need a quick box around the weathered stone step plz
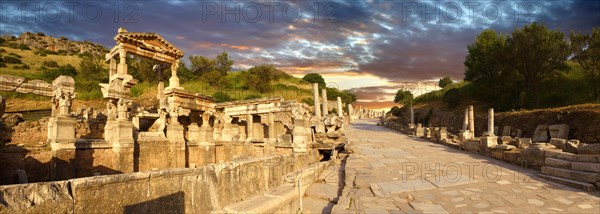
[537,174,597,192]
[545,150,600,163]
[541,166,600,183]
[545,157,572,169]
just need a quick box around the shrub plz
[35,49,57,56]
[18,44,30,50]
[3,56,22,64]
[36,32,45,36]
[8,53,21,58]
[0,37,5,45]
[213,91,233,103]
[13,64,30,70]
[42,60,59,68]
[6,42,18,49]
[244,94,261,100]
[42,64,77,81]
[0,48,5,52]
[0,62,6,67]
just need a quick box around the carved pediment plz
[114,27,184,59]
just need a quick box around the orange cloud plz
[220,44,250,50]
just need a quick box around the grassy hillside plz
[0,45,313,111]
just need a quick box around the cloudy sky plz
[1,0,598,109]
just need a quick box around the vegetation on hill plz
[393,24,599,113]
[0,33,354,108]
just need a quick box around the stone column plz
[220,115,233,142]
[468,105,475,137]
[312,83,321,117]
[337,97,343,117]
[488,108,494,136]
[109,58,117,78]
[267,112,275,143]
[347,104,353,122]
[292,119,308,153]
[246,114,254,142]
[410,106,414,125]
[462,108,469,130]
[321,88,328,117]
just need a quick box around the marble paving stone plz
[496,180,511,185]
[375,180,437,195]
[409,202,449,214]
[554,196,574,205]
[364,208,388,214]
[547,207,564,212]
[473,202,490,209]
[527,199,545,206]
[577,204,593,209]
[426,173,474,188]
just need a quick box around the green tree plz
[302,73,325,88]
[438,76,453,88]
[388,106,402,117]
[393,90,413,107]
[464,29,521,110]
[202,70,228,88]
[242,65,286,93]
[176,61,195,82]
[464,29,509,83]
[570,27,600,103]
[326,87,356,104]
[79,56,107,82]
[215,51,233,76]
[508,23,569,107]
[189,55,215,76]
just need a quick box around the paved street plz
[332,120,600,214]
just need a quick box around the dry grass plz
[0,46,84,78]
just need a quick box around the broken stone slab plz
[549,138,567,151]
[564,140,580,154]
[501,125,511,136]
[532,125,549,142]
[548,124,569,139]
[495,144,516,150]
[517,138,532,149]
[305,183,339,202]
[578,143,600,155]
[0,75,25,91]
[0,180,73,213]
[409,202,449,214]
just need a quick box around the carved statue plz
[106,101,117,120]
[117,99,132,120]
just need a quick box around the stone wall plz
[0,152,322,213]
[396,104,600,144]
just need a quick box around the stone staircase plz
[538,150,600,191]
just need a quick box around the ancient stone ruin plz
[0,28,384,213]
[381,105,600,191]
